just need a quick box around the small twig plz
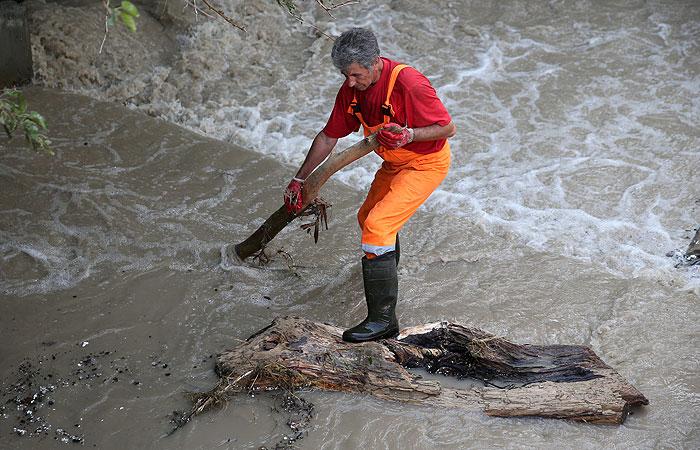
[251,248,271,266]
[315,0,335,18]
[298,197,331,244]
[98,0,110,54]
[276,249,296,270]
[229,369,254,387]
[315,0,360,19]
[198,0,247,31]
[248,371,261,392]
[281,7,334,40]
[184,0,215,20]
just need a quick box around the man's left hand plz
[377,123,414,149]
[284,178,304,214]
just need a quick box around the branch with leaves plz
[0,90,52,155]
[99,0,141,54]
[93,1,359,47]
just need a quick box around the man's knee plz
[362,214,381,236]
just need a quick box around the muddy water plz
[2,0,700,448]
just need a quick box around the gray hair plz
[331,28,380,71]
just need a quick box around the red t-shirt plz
[323,57,452,154]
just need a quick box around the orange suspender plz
[347,64,409,130]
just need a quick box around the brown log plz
[231,134,380,260]
[190,317,648,425]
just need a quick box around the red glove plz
[284,177,304,214]
[377,123,414,149]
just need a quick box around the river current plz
[1,0,698,449]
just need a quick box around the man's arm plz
[378,120,456,149]
[411,120,457,142]
[284,130,338,214]
[295,131,338,180]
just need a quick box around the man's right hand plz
[284,178,304,214]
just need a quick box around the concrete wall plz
[0,1,33,88]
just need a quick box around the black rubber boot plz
[342,252,399,343]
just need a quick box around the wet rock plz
[670,228,700,267]
[684,228,700,261]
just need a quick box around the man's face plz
[342,60,380,91]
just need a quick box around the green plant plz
[108,0,140,32]
[99,1,140,53]
[0,89,52,155]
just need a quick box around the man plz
[284,28,456,343]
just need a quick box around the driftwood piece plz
[231,134,380,260]
[191,316,648,425]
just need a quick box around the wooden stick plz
[232,134,379,260]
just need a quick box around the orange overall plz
[350,65,451,256]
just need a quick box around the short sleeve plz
[403,75,452,128]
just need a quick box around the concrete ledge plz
[0,0,33,88]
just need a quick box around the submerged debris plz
[683,228,700,264]
[667,227,700,267]
[0,348,168,445]
[1,357,85,444]
[251,248,296,270]
[267,393,314,450]
[173,363,315,448]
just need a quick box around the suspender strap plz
[347,97,369,129]
[381,64,408,124]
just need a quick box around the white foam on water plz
[0,242,91,296]
[19,0,700,292]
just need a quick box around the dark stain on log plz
[395,326,602,385]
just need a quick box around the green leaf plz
[5,90,20,103]
[28,111,47,129]
[108,12,116,27]
[24,121,39,136]
[9,91,26,114]
[119,11,137,32]
[1,88,53,154]
[121,1,139,18]
[2,114,17,134]
[277,0,298,13]
[35,135,52,154]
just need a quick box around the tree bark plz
[190,316,648,425]
[231,134,379,261]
